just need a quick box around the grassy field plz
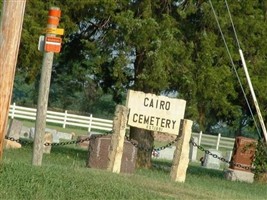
[1,140,267,200]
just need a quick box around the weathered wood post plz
[107,105,129,173]
[0,0,27,160]
[32,7,63,166]
[170,119,193,182]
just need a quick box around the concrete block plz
[224,168,254,183]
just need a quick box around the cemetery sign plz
[126,90,186,135]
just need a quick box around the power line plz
[224,0,267,141]
[208,0,262,138]
[224,0,241,50]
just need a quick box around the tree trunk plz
[130,126,154,168]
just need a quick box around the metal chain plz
[5,136,33,145]
[6,130,180,152]
[125,135,180,152]
[189,137,254,171]
[5,131,112,147]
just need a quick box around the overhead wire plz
[224,0,241,50]
[208,0,262,138]
[224,0,267,140]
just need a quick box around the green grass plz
[1,142,267,200]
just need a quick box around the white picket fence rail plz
[192,131,235,150]
[9,103,235,149]
[8,103,113,132]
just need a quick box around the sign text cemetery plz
[126,90,186,135]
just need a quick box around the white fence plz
[9,103,113,132]
[192,131,235,150]
[9,103,235,149]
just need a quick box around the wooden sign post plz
[32,7,63,166]
[107,105,129,173]
[170,119,193,182]
[126,90,192,182]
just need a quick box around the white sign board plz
[126,90,186,135]
[38,35,45,52]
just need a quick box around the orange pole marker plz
[49,9,61,18]
[47,16,59,26]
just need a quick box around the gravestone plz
[222,150,232,168]
[76,135,90,149]
[7,119,23,140]
[158,146,175,160]
[29,127,35,139]
[87,135,137,173]
[224,137,256,183]
[203,149,222,170]
[229,136,256,172]
[29,128,72,143]
[20,126,30,139]
[56,131,73,140]
[189,137,198,162]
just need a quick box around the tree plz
[171,0,267,139]
[14,0,267,167]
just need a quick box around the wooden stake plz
[0,0,27,160]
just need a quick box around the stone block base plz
[224,168,254,183]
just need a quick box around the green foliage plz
[254,140,267,180]
[12,73,35,106]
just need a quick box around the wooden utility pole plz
[0,0,27,160]
[32,7,62,166]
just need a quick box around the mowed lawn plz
[0,141,267,200]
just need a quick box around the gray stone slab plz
[30,127,35,139]
[56,131,73,140]
[52,133,60,143]
[20,126,30,138]
[29,128,73,143]
[157,146,175,160]
[7,119,23,140]
[189,137,198,162]
[222,150,232,169]
[224,168,254,183]
[203,149,222,170]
